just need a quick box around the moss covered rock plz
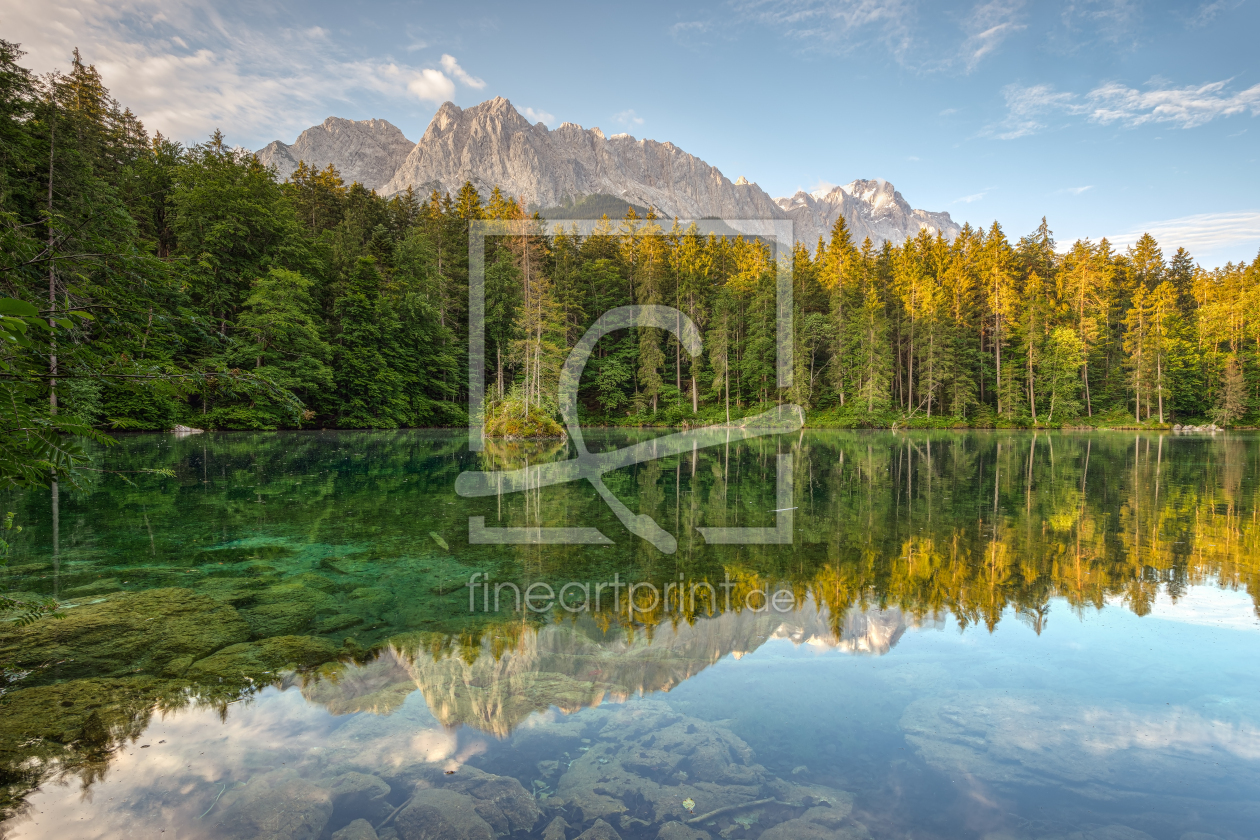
[0,587,250,683]
[186,635,343,684]
[195,576,265,607]
[240,584,338,638]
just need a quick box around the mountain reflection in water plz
[302,600,919,736]
[1,430,1259,839]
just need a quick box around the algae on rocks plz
[0,587,249,683]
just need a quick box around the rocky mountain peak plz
[778,179,960,248]
[254,116,414,192]
[257,98,961,248]
[378,99,786,223]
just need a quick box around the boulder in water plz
[394,788,494,840]
[217,768,333,840]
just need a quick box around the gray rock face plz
[774,179,961,250]
[256,117,415,191]
[258,98,957,248]
[381,97,786,224]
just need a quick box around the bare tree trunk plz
[1083,359,1092,417]
[1156,355,1164,424]
[1028,340,1036,424]
[994,311,1001,416]
[47,95,57,418]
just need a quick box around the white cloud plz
[992,76,1260,139]
[1184,0,1243,28]
[0,0,491,146]
[992,82,1082,138]
[959,0,1026,71]
[734,0,1026,71]
[954,192,987,203]
[1087,79,1260,128]
[439,54,485,89]
[733,0,917,62]
[521,106,556,126]
[408,68,455,103]
[614,109,644,126]
[1058,185,1093,195]
[1055,0,1143,49]
[1107,211,1260,260]
[0,0,454,145]
[670,19,713,43]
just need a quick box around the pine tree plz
[1127,233,1165,290]
[1213,353,1246,425]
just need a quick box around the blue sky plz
[8,0,1259,265]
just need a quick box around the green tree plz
[1040,326,1085,423]
[222,268,333,427]
[1213,353,1246,425]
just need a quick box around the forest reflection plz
[2,430,1258,821]
[472,429,1260,638]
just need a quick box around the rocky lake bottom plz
[0,430,1258,839]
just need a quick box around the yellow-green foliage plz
[483,398,566,439]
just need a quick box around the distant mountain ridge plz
[255,98,961,247]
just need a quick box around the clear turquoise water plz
[1,430,1258,840]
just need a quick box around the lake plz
[0,429,1257,840]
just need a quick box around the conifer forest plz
[5,44,1260,486]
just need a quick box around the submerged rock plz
[554,701,768,825]
[657,822,712,840]
[216,768,333,840]
[531,700,860,839]
[394,788,494,840]
[758,815,869,840]
[185,635,342,684]
[328,771,393,825]
[575,819,622,840]
[441,769,542,834]
[543,816,571,840]
[332,819,380,840]
[0,587,249,682]
[241,584,338,638]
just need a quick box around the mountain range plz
[256,97,962,248]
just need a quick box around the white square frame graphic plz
[460,217,797,550]
[467,217,795,450]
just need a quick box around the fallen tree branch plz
[685,797,781,825]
